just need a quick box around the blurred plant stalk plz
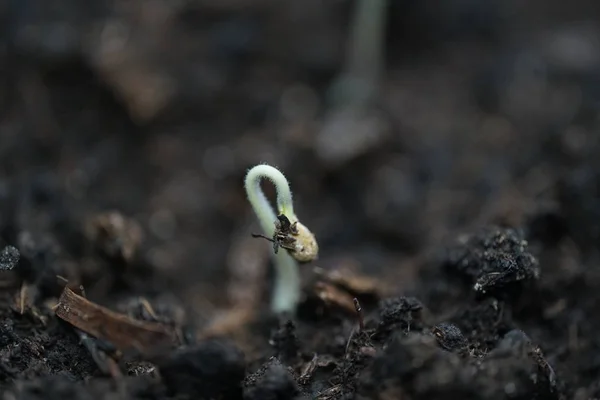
[328,0,388,109]
[318,0,390,168]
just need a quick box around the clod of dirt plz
[375,296,423,339]
[243,357,303,400]
[452,298,512,355]
[431,322,468,352]
[270,319,300,365]
[493,330,559,393]
[0,245,20,270]
[357,331,558,400]
[477,329,560,399]
[0,313,97,383]
[156,339,246,399]
[494,329,531,354]
[444,226,540,294]
[356,333,466,399]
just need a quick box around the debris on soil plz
[298,353,319,385]
[313,265,387,299]
[302,265,389,322]
[10,283,43,321]
[431,322,468,353]
[479,329,559,398]
[199,307,256,340]
[84,211,144,263]
[451,297,511,355]
[119,296,180,325]
[444,226,540,294]
[298,354,337,389]
[54,287,177,355]
[356,333,463,399]
[312,281,358,316]
[75,329,123,378]
[116,295,190,347]
[157,339,246,399]
[352,298,365,332]
[244,357,302,400]
[0,245,20,271]
[356,330,559,400]
[494,330,559,393]
[375,296,423,339]
[0,308,98,383]
[270,319,300,365]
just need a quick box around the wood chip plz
[313,265,387,297]
[55,287,176,355]
[313,281,357,315]
[198,307,255,340]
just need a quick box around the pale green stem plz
[330,0,388,108]
[244,164,300,314]
[347,0,387,87]
[269,249,301,314]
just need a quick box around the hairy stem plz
[244,164,300,313]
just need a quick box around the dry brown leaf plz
[55,287,176,355]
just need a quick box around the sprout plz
[328,0,388,109]
[317,0,390,167]
[244,164,318,314]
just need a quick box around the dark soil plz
[2,1,600,399]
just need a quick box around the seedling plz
[244,164,318,313]
[328,0,388,109]
[317,0,390,167]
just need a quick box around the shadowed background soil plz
[1,0,600,399]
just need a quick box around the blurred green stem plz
[330,0,388,108]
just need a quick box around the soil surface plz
[2,1,600,399]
